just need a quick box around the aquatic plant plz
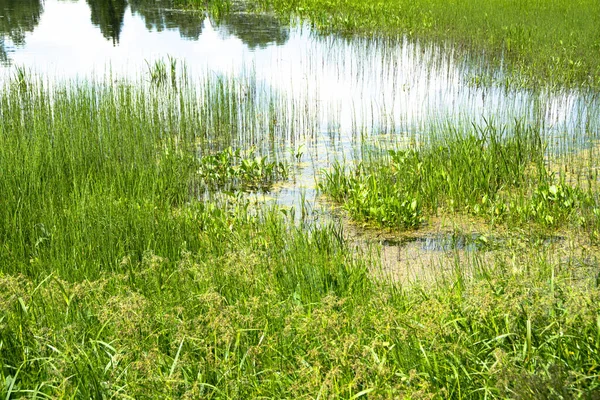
[1,53,599,399]
[320,120,546,228]
[197,147,289,192]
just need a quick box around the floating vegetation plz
[197,147,289,192]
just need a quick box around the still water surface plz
[1,0,599,216]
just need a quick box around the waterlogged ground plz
[2,0,600,397]
[2,0,600,279]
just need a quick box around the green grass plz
[171,0,231,17]
[2,224,600,397]
[0,68,291,280]
[319,119,600,240]
[1,70,600,398]
[251,0,600,89]
[151,0,600,89]
[321,121,544,227]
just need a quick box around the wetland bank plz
[1,0,600,398]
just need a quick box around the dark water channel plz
[2,0,600,261]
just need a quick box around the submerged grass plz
[1,71,600,398]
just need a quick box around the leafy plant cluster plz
[197,147,289,192]
[320,120,600,238]
[321,122,542,227]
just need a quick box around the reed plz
[0,69,294,280]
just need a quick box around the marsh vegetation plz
[1,0,600,398]
[257,0,600,89]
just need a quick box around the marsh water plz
[2,0,600,262]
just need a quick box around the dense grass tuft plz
[320,121,550,228]
[0,72,290,280]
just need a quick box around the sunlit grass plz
[319,119,600,240]
[321,121,543,226]
[0,69,292,279]
[1,68,600,398]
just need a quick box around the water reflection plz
[129,0,205,40]
[86,0,127,45]
[0,0,290,53]
[128,0,290,48]
[1,0,599,224]
[0,0,43,64]
[217,12,289,50]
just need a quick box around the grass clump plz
[139,0,231,15]
[320,121,546,229]
[320,119,600,246]
[0,70,290,280]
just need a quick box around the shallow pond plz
[2,1,597,137]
